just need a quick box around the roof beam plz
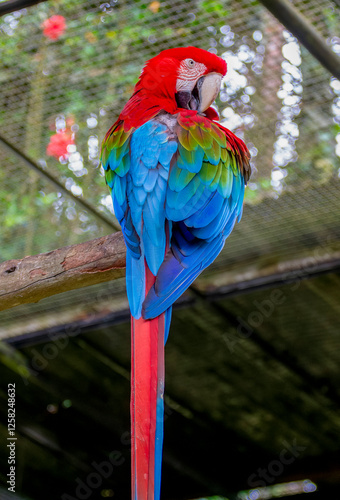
[258,0,340,80]
[0,0,47,16]
[2,244,339,342]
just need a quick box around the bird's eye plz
[186,59,195,68]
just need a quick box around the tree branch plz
[0,232,126,312]
[2,229,339,315]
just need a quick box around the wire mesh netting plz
[0,0,339,332]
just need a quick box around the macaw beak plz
[175,72,223,113]
[197,72,223,113]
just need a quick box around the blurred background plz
[0,0,339,499]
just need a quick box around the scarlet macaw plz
[101,47,250,500]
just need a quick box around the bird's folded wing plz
[143,110,249,318]
[102,118,178,318]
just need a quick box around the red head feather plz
[120,47,227,129]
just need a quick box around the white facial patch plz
[176,59,207,92]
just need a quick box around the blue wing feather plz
[185,191,225,228]
[105,114,248,320]
[120,120,178,316]
[142,232,225,318]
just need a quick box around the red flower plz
[42,15,66,40]
[46,131,74,159]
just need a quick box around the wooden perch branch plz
[0,232,126,312]
[2,227,339,315]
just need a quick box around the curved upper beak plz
[198,72,223,113]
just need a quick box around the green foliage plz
[200,0,229,17]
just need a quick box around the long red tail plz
[131,268,165,500]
